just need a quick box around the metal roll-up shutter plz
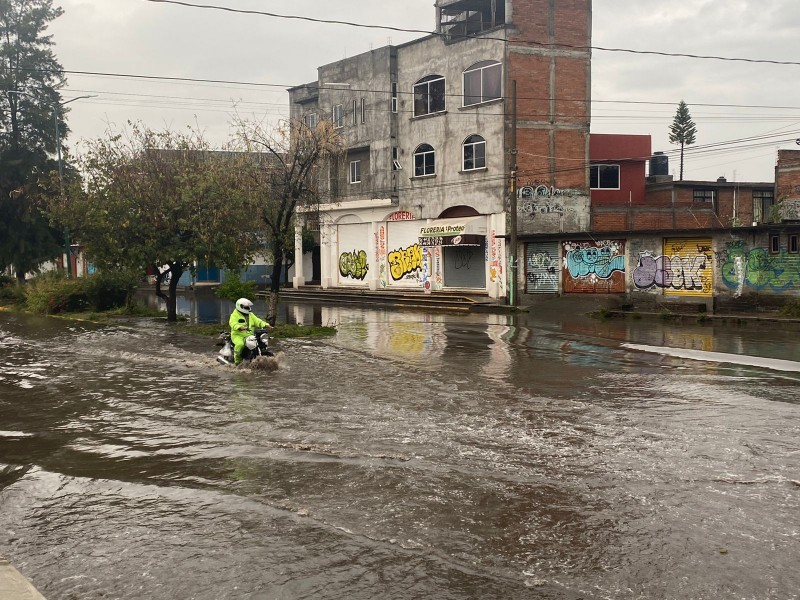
[387,220,424,288]
[526,242,560,293]
[663,238,713,297]
[337,223,370,287]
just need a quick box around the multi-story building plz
[289,0,592,301]
[287,0,798,308]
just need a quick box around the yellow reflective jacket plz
[229,309,269,345]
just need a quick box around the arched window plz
[463,135,486,171]
[463,61,502,107]
[413,144,436,177]
[413,75,446,117]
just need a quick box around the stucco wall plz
[396,34,506,219]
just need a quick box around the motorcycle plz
[216,328,274,367]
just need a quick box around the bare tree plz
[230,118,342,322]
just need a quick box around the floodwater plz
[1,296,799,600]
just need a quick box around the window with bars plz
[693,189,716,203]
[770,233,781,254]
[753,189,775,223]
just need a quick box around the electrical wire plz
[142,0,800,67]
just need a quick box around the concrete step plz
[257,287,493,311]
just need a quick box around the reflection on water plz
[1,303,799,599]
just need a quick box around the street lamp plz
[8,90,96,277]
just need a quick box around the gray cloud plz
[48,0,800,181]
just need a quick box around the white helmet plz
[245,335,258,350]
[236,298,253,314]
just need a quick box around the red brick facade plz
[507,0,591,190]
[777,149,800,200]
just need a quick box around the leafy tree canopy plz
[0,0,68,280]
[668,100,698,181]
[45,123,262,321]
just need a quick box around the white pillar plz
[321,223,335,289]
[292,220,306,288]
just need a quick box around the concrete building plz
[289,0,592,301]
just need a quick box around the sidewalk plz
[0,557,46,600]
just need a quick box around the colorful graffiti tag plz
[388,244,423,281]
[339,249,369,280]
[562,240,625,293]
[377,226,388,288]
[719,240,800,293]
[633,255,709,292]
[631,238,713,296]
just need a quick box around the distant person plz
[229,298,272,365]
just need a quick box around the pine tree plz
[0,0,68,281]
[668,100,697,181]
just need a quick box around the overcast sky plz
[47,0,800,182]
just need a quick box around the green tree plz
[0,0,68,281]
[668,100,697,181]
[230,118,342,322]
[45,123,260,321]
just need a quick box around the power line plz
[30,69,800,113]
[142,0,800,67]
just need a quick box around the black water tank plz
[650,151,669,176]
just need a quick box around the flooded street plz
[1,299,799,599]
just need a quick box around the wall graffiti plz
[719,240,800,293]
[377,226,388,288]
[518,184,581,199]
[388,244,423,281]
[518,185,581,220]
[339,249,369,280]
[565,242,625,279]
[633,255,709,291]
[562,240,625,293]
[489,229,504,293]
[527,252,559,292]
[779,199,800,221]
[520,200,570,219]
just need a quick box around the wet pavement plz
[1,296,799,599]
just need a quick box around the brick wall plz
[777,149,800,199]
[507,0,591,192]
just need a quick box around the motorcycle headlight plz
[259,333,269,344]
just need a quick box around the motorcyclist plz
[229,297,272,365]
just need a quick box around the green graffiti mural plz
[388,244,423,281]
[720,240,800,292]
[339,249,369,280]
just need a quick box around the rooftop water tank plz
[650,152,669,177]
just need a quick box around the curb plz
[0,557,46,600]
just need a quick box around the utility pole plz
[508,80,518,308]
